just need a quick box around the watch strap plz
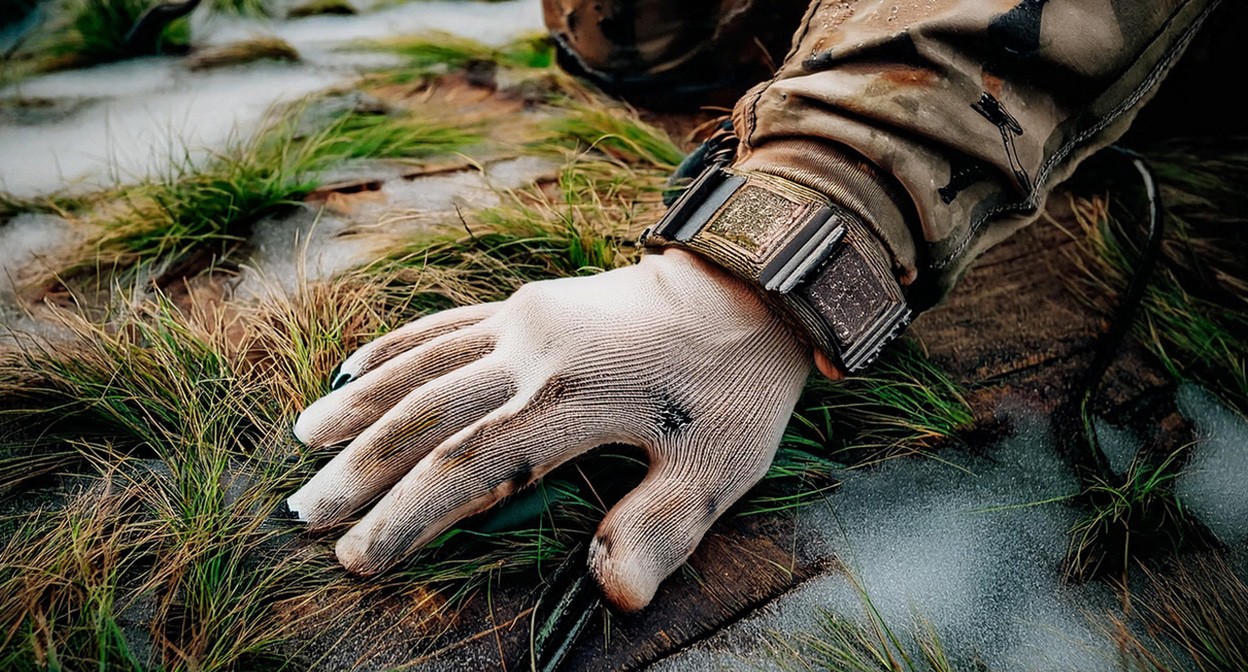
[641,166,911,372]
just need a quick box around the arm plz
[288,0,1218,612]
[733,0,1218,305]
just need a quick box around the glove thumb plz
[586,434,776,612]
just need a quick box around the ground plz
[1,1,1246,671]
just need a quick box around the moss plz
[287,0,355,18]
[185,37,301,71]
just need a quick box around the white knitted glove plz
[287,248,811,611]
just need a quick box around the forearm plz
[732,0,1219,308]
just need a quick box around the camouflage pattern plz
[547,0,1219,311]
[541,0,808,106]
[732,0,1220,308]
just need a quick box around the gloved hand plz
[287,248,811,611]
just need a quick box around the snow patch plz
[0,0,544,197]
[0,212,80,299]
[1093,418,1141,477]
[1175,383,1248,547]
[653,409,1120,672]
[201,0,543,52]
[0,60,347,197]
[234,155,556,298]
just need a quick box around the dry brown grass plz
[1106,553,1248,672]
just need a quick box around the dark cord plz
[1062,146,1166,479]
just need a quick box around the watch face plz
[798,225,910,371]
[801,243,893,347]
[707,185,797,252]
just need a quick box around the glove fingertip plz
[280,497,308,523]
[335,531,388,577]
[327,361,357,391]
[337,346,372,382]
[292,414,315,446]
[292,400,334,447]
[587,534,659,613]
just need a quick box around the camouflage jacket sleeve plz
[731,0,1219,310]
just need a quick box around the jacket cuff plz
[732,138,920,288]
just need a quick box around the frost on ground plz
[236,155,558,298]
[202,0,544,54]
[655,390,1248,672]
[1175,383,1248,548]
[1094,418,1140,477]
[0,212,79,298]
[0,0,544,197]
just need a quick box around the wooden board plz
[379,191,1177,670]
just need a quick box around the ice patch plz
[0,212,81,299]
[1175,383,1248,547]
[653,409,1121,672]
[1094,418,1141,477]
[201,0,544,52]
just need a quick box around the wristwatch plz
[641,165,911,373]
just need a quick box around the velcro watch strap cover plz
[641,166,911,373]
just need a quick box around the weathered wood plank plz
[319,190,1175,671]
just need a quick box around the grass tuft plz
[783,340,974,467]
[1063,445,1190,581]
[1065,142,1248,416]
[206,0,266,16]
[1,39,983,667]
[37,0,190,68]
[354,31,554,83]
[1057,140,1248,584]
[287,0,355,18]
[60,102,481,278]
[540,101,684,170]
[1060,189,1245,580]
[768,570,956,672]
[0,192,85,223]
[366,153,665,315]
[0,0,274,84]
[0,273,410,668]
